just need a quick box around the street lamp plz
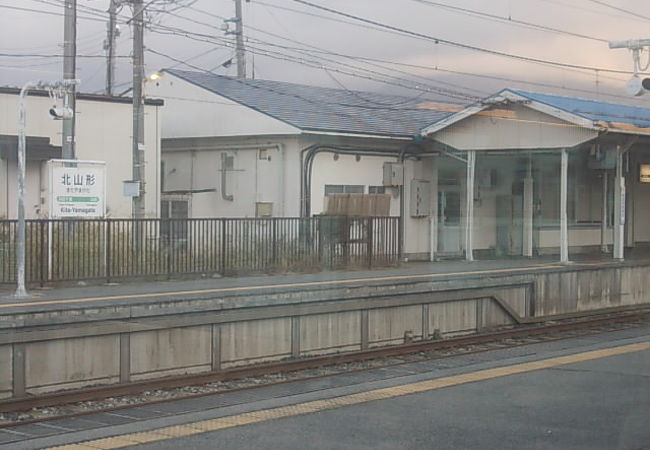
[15,79,78,298]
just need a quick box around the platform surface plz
[0,254,642,315]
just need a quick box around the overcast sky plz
[2,0,650,105]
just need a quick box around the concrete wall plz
[534,266,650,316]
[3,263,647,399]
[0,92,162,218]
[130,326,212,380]
[0,158,7,218]
[301,311,361,356]
[0,345,11,399]
[24,335,120,395]
[221,318,292,368]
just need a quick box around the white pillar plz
[613,147,625,260]
[600,171,608,253]
[523,155,534,257]
[430,155,438,262]
[465,151,475,262]
[560,149,569,264]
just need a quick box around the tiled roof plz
[508,89,650,129]
[164,69,454,137]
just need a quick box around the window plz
[368,186,386,194]
[324,184,364,195]
[161,198,189,241]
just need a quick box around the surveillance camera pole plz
[16,79,77,298]
[15,81,40,298]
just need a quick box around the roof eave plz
[501,90,597,130]
[420,89,603,137]
[596,121,650,136]
[301,129,415,141]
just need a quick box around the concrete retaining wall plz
[0,263,649,399]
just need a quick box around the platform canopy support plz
[465,150,476,262]
[523,154,534,258]
[560,148,569,264]
[613,145,625,261]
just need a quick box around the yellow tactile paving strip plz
[45,341,650,450]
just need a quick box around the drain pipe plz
[300,145,404,217]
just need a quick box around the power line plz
[583,0,650,22]
[0,2,106,23]
[288,0,642,75]
[184,3,629,98]
[534,0,649,23]
[410,0,608,43]
[252,0,628,84]
[0,53,130,58]
[2,0,638,103]
[148,48,467,115]
[145,19,478,101]
[147,8,483,98]
[143,7,635,102]
[147,37,476,102]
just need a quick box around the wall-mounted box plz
[410,179,430,217]
[383,162,403,186]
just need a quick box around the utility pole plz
[104,0,120,96]
[131,0,146,219]
[234,0,246,78]
[63,0,76,159]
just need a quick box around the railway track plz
[1,308,649,430]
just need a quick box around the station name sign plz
[49,160,106,218]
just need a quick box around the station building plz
[0,87,163,219]
[150,70,650,263]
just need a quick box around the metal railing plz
[0,216,399,285]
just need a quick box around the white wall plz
[434,105,598,151]
[147,74,300,138]
[402,157,435,258]
[163,137,302,218]
[0,158,6,218]
[0,92,161,218]
[310,152,399,215]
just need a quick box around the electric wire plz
[409,0,609,43]
[146,21,478,101]
[288,0,643,75]
[1,0,646,105]
[583,0,650,22]
[250,0,629,84]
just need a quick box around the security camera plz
[643,78,650,91]
[49,106,74,120]
[626,77,645,97]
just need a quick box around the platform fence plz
[0,216,399,285]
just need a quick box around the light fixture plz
[146,72,163,82]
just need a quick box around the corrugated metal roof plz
[164,69,454,138]
[508,89,650,129]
